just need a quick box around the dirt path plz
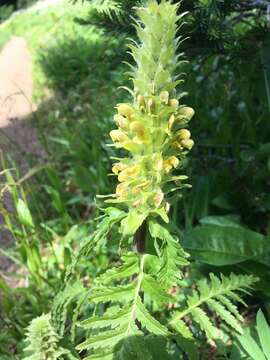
[0,36,44,272]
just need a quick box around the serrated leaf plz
[215,295,244,322]
[207,299,242,334]
[191,307,220,339]
[90,283,136,304]
[136,298,169,336]
[142,275,173,304]
[80,306,131,330]
[76,327,126,351]
[170,318,194,339]
[97,253,139,284]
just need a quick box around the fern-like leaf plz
[23,314,76,360]
[170,273,257,341]
[149,220,189,288]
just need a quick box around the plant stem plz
[134,219,147,254]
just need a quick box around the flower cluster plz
[109,0,195,225]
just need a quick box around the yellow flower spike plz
[117,104,134,118]
[110,129,129,143]
[181,138,194,150]
[169,99,179,109]
[160,91,169,104]
[177,129,191,141]
[118,165,140,182]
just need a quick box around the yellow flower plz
[169,99,179,109]
[132,180,151,194]
[114,115,129,130]
[117,104,134,118]
[116,183,128,198]
[177,129,191,141]
[110,129,129,143]
[164,156,179,173]
[112,162,127,175]
[118,165,140,182]
[129,121,147,140]
[181,139,194,150]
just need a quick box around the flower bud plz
[177,107,194,121]
[168,114,175,130]
[153,154,163,172]
[181,139,194,150]
[159,91,169,104]
[169,99,179,109]
[164,156,179,173]
[154,189,164,207]
[137,94,145,108]
[147,99,155,113]
[117,104,134,118]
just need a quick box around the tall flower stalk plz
[74,1,256,358]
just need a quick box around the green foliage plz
[236,310,270,360]
[0,0,268,358]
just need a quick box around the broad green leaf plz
[183,222,268,266]
[237,331,266,360]
[257,310,270,360]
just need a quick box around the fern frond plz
[77,254,168,358]
[23,314,75,360]
[170,273,257,341]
